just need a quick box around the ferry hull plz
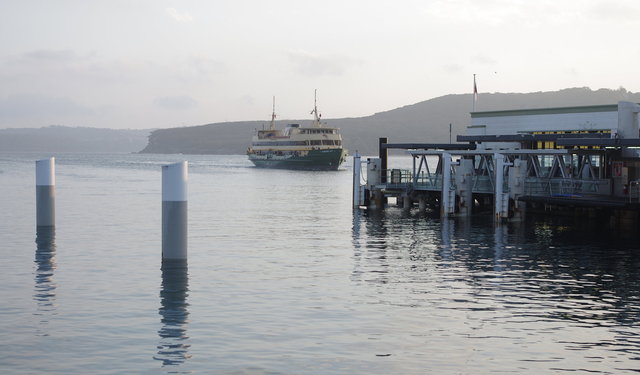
[248,148,347,170]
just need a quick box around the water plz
[1,153,640,374]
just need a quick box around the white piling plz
[162,161,188,260]
[508,159,527,222]
[441,153,455,217]
[403,195,412,210]
[366,158,382,209]
[352,153,363,208]
[455,159,474,216]
[494,153,510,222]
[419,198,427,212]
[36,158,55,227]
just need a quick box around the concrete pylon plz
[36,158,55,227]
[455,158,474,216]
[441,153,455,217]
[162,162,188,260]
[494,153,509,222]
[508,159,527,222]
[352,153,363,208]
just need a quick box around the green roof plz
[471,104,619,118]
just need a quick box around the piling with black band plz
[36,158,55,227]
[162,161,188,260]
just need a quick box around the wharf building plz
[353,101,640,224]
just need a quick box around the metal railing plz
[524,177,611,196]
[413,172,442,191]
[472,175,494,193]
[379,169,613,198]
[383,169,413,189]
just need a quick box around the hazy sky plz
[1,0,639,129]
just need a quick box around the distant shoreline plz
[3,88,638,156]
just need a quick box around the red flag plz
[473,75,478,102]
[473,74,478,111]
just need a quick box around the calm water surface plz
[1,153,640,374]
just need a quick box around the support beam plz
[458,133,610,143]
[382,143,476,151]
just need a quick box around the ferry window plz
[255,141,307,146]
[310,140,322,145]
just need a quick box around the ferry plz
[247,92,348,170]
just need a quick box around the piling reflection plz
[492,223,505,272]
[351,208,362,252]
[155,259,191,367]
[351,209,393,284]
[34,226,57,332]
[351,209,640,329]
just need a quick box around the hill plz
[140,87,640,156]
[3,88,636,155]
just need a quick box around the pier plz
[354,102,640,225]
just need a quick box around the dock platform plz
[352,137,640,225]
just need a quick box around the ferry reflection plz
[34,226,57,328]
[155,259,191,367]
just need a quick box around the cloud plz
[443,64,463,74]
[183,56,227,78]
[22,49,79,63]
[0,49,136,86]
[239,95,255,106]
[153,95,197,111]
[473,54,497,65]
[588,1,640,23]
[7,49,94,71]
[165,8,193,22]
[0,94,93,121]
[422,0,520,26]
[442,55,495,75]
[287,50,361,77]
[563,67,580,77]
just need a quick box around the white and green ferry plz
[247,93,347,170]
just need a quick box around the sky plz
[1,0,639,129]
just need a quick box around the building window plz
[533,130,610,150]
